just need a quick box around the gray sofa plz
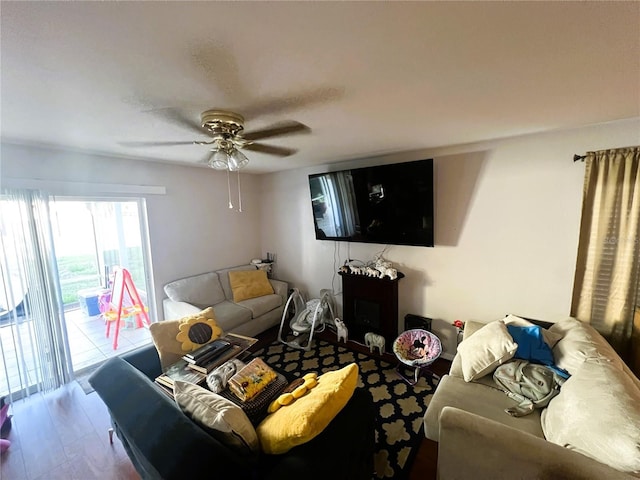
[162,265,288,338]
[424,316,640,479]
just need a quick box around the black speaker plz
[404,314,432,332]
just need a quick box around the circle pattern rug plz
[252,339,439,479]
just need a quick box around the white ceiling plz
[2,1,639,174]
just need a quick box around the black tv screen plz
[308,159,434,247]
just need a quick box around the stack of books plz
[182,339,236,373]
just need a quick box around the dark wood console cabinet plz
[339,271,404,351]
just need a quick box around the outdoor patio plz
[0,307,152,397]
[66,307,152,373]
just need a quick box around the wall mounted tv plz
[308,158,434,247]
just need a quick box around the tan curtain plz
[571,147,640,363]
[633,307,640,375]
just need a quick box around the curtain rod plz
[573,146,639,162]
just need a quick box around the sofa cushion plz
[549,317,623,374]
[503,314,563,349]
[216,265,259,300]
[423,374,544,442]
[256,363,358,454]
[164,272,226,309]
[173,380,260,457]
[211,300,253,331]
[149,307,223,370]
[541,361,640,474]
[448,352,463,379]
[237,294,283,319]
[229,269,275,303]
[457,320,518,381]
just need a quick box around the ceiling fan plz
[119,109,311,171]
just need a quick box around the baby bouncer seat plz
[278,288,336,351]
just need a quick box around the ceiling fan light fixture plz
[209,149,230,170]
[122,109,309,172]
[228,148,249,171]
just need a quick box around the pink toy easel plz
[104,267,150,350]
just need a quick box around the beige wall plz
[259,118,640,358]
[0,144,263,321]
[2,118,638,356]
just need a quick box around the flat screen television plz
[308,158,434,247]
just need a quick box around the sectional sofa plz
[424,316,640,479]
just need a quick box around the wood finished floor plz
[1,329,448,480]
[0,381,140,480]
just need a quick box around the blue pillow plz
[506,325,554,366]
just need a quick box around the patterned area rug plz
[252,339,439,479]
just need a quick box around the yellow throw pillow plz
[228,269,274,303]
[149,307,223,370]
[256,363,358,454]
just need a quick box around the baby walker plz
[278,288,336,351]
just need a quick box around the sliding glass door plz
[0,193,154,399]
[49,198,154,373]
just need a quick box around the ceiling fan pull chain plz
[227,169,234,209]
[237,170,243,213]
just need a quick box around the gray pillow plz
[164,272,225,308]
[173,380,259,456]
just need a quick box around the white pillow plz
[173,380,259,455]
[541,361,640,474]
[457,320,518,382]
[549,317,623,374]
[503,314,563,349]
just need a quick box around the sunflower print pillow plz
[149,307,224,370]
[176,314,223,352]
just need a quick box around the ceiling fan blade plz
[190,43,344,121]
[242,121,310,141]
[243,143,298,157]
[118,141,196,147]
[190,43,250,105]
[241,87,344,120]
[145,107,204,135]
